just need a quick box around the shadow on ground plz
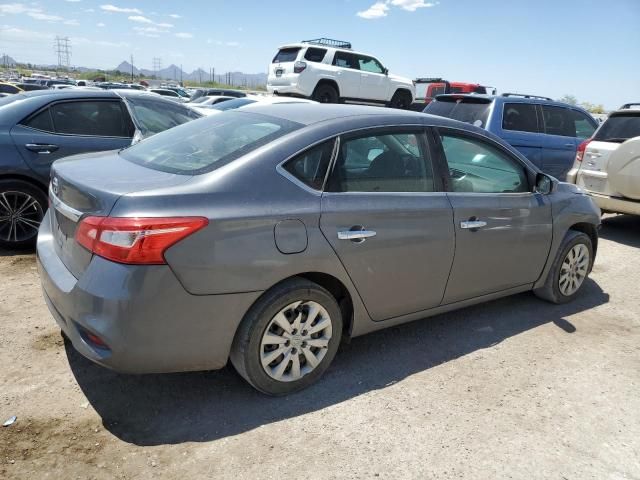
[66,278,608,446]
[599,214,640,248]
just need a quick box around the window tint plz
[121,112,302,175]
[440,134,528,193]
[332,51,358,70]
[212,98,257,110]
[357,56,384,74]
[50,101,132,137]
[425,98,491,128]
[24,109,54,132]
[593,113,640,142]
[126,96,199,136]
[272,48,301,63]
[331,132,433,193]
[542,105,577,137]
[304,48,327,63]
[502,103,539,133]
[572,110,596,138]
[284,141,334,190]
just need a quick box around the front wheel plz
[230,278,343,396]
[534,230,593,304]
[0,179,47,249]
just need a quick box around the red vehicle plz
[412,78,496,109]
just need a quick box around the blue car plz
[0,89,201,249]
[424,93,598,181]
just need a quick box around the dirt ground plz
[1,215,639,479]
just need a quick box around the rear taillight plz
[576,139,592,163]
[293,61,307,73]
[76,216,208,265]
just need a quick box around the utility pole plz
[152,57,162,80]
[54,36,71,74]
[130,54,134,83]
[180,64,183,85]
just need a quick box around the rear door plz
[434,128,553,304]
[270,47,302,87]
[355,54,388,102]
[11,99,134,180]
[497,102,544,170]
[331,51,361,99]
[320,127,454,321]
[540,105,596,180]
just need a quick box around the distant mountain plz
[1,55,17,66]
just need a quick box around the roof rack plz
[620,102,640,109]
[414,77,446,83]
[502,92,552,101]
[302,38,352,49]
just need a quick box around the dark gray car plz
[37,104,601,395]
[0,89,201,248]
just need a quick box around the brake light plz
[293,61,307,73]
[576,139,592,163]
[76,216,208,265]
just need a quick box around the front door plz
[355,55,388,102]
[434,129,553,304]
[320,128,454,321]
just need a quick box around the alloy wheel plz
[558,243,590,296]
[260,300,333,382]
[0,191,44,243]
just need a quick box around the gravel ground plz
[1,214,639,480]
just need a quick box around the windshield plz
[125,96,201,136]
[425,98,492,128]
[593,114,640,142]
[121,111,302,175]
[212,98,257,111]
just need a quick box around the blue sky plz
[1,0,638,109]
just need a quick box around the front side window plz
[126,96,200,136]
[542,105,577,137]
[304,48,327,63]
[502,103,539,133]
[357,56,384,74]
[572,110,596,138]
[284,140,335,190]
[121,111,302,175]
[50,101,132,137]
[330,131,434,193]
[332,51,358,70]
[440,134,529,193]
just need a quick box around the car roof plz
[433,93,594,111]
[277,43,377,58]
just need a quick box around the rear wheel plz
[534,230,593,304]
[230,278,342,396]
[312,83,339,104]
[389,90,413,110]
[0,180,47,249]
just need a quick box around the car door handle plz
[337,229,377,242]
[564,143,574,147]
[25,143,59,154]
[460,220,487,230]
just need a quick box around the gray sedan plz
[37,104,600,395]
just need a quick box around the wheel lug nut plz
[301,341,307,348]
[302,330,308,336]
[291,348,297,354]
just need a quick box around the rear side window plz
[284,140,335,190]
[304,48,327,63]
[593,113,640,142]
[50,101,132,137]
[425,99,491,128]
[126,96,199,136]
[332,51,359,70]
[330,131,434,193]
[121,111,302,175]
[502,103,539,133]
[272,48,301,63]
[24,109,54,133]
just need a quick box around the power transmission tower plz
[152,57,162,80]
[54,36,71,73]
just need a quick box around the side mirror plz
[383,68,389,75]
[535,172,554,195]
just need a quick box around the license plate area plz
[275,68,283,77]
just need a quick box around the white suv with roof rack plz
[267,38,415,109]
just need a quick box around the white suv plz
[267,38,415,109]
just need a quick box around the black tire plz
[0,179,47,250]
[389,90,413,110]
[534,230,594,304]
[230,277,343,396]
[312,83,339,104]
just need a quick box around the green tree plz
[558,94,578,105]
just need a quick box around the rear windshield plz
[125,96,201,136]
[121,111,302,175]
[212,98,257,110]
[272,48,301,63]
[593,113,640,142]
[424,98,492,128]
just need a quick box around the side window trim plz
[432,126,534,194]
[325,126,441,194]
